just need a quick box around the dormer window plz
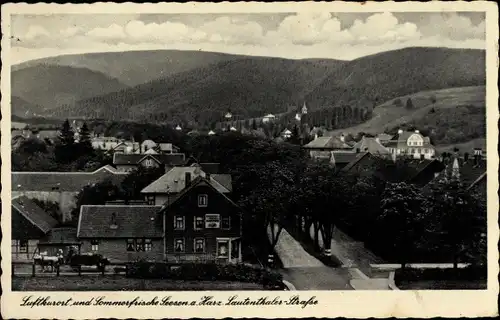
[198,194,208,207]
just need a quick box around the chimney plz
[398,129,403,134]
[206,172,211,181]
[185,172,192,187]
[415,130,420,134]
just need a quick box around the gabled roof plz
[468,172,487,190]
[341,152,372,171]
[159,176,240,214]
[333,152,366,165]
[12,196,58,234]
[113,153,185,166]
[12,166,128,192]
[352,137,390,155]
[141,166,231,194]
[303,136,351,150]
[40,227,78,244]
[77,205,163,238]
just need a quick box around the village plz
[10,104,487,291]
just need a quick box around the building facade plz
[385,129,436,160]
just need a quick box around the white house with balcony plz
[385,129,436,160]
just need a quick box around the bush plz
[126,262,284,289]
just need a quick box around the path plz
[268,225,353,290]
[307,226,393,290]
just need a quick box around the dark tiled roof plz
[352,137,390,155]
[333,152,366,164]
[341,152,372,171]
[12,167,128,192]
[113,153,186,166]
[77,205,163,238]
[160,176,240,213]
[303,136,351,150]
[12,196,58,233]
[40,227,78,244]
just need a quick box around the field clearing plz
[328,86,485,136]
[12,121,28,129]
[12,275,264,291]
[436,138,486,153]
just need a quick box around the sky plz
[10,12,486,64]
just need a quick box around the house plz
[340,152,379,174]
[352,136,391,157]
[375,133,393,145]
[11,196,59,261]
[331,151,370,170]
[140,139,157,153]
[262,114,276,123]
[12,165,128,221]
[159,175,242,263]
[112,153,186,172]
[385,129,436,160]
[77,205,164,263]
[37,227,80,258]
[208,130,216,136]
[157,143,180,154]
[112,141,140,154]
[12,128,59,148]
[141,165,232,206]
[303,135,353,160]
[281,129,292,139]
[76,175,241,264]
[375,158,446,187]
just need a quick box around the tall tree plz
[79,122,92,146]
[59,119,75,146]
[378,182,427,268]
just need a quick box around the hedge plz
[126,262,284,290]
[395,266,487,283]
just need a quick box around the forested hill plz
[12,64,129,112]
[20,47,485,130]
[12,50,252,86]
[51,57,346,124]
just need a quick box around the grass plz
[12,275,265,291]
[328,86,485,136]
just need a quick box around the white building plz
[262,114,276,123]
[385,129,436,160]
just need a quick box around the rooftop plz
[113,153,186,166]
[12,196,58,234]
[77,205,164,238]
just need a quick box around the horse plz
[33,250,64,273]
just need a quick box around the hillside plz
[12,50,249,86]
[11,96,48,117]
[12,65,129,111]
[304,47,485,111]
[18,47,485,130]
[52,57,346,124]
[327,86,486,146]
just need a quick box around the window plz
[91,240,99,251]
[198,194,208,207]
[126,239,135,252]
[194,216,204,230]
[217,239,229,258]
[144,159,154,167]
[19,239,28,253]
[194,238,205,253]
[146,195,155,205]
[205,214,221,228]
[136,238,145,252]
[145,239,152,252]
[174,239,185,253]
[222,216,231,230]
[424,148,428,154]
[174,216,185,230]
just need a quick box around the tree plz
[17,138,48,154]
[120,166,165,201]
[71,179,122,222]
[425,178,485,269]
[32,199,63,224]
[79,122,92,146]
[405,98,414,109]
[59,119,75,146]
[377,182,427,268]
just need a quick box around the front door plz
[216,239,230,262]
